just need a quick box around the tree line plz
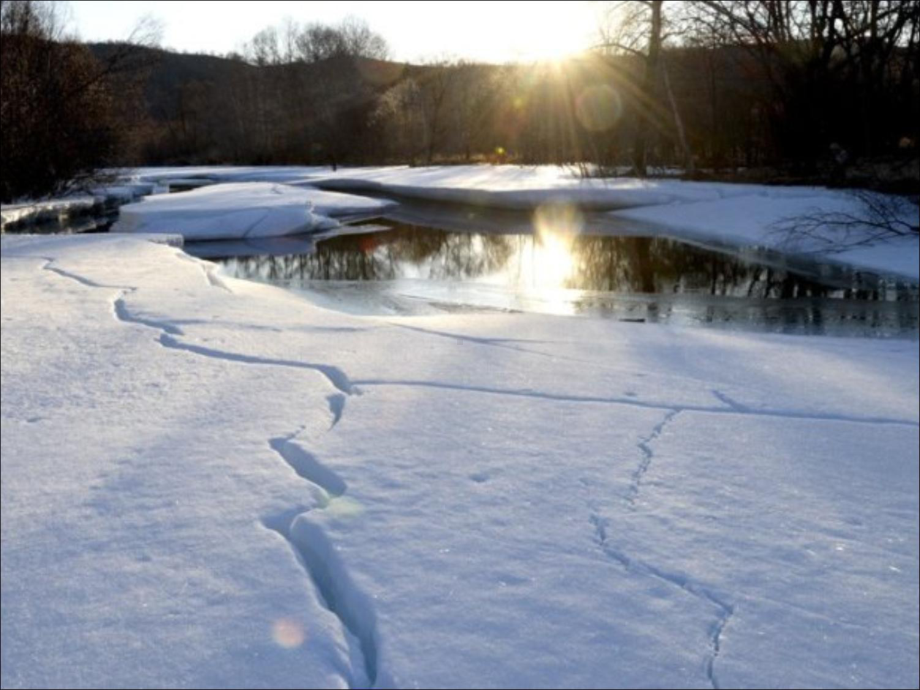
[0,0,157,201]
[2,0,918,202]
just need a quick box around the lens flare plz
[575,85,623,132]
[272,618,305,649]
[325,496,364,519]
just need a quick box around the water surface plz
[193,206,919,338]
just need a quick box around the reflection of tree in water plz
[409,229,515,281]
[226,221,910,302]
[570,235,842,298]
[231,225,516,282]
[566,235,918,334]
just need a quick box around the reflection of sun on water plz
[529,204,583,314]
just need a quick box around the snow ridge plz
[173,252,233,292]
[196,263,232,293]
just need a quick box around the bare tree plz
[0,0,159,201]
[690,1,920,164]
[416,60,459,164]
[597,1,694,176]
[774,191,919,253]
[450,61,504,162]
[293,19,390,169]
[374,59,461,165]
[233,17,391,167]
[295,16,389,62]
[374,77,427,164]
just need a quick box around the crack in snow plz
[711,389,748,412]
[706,606,733,690]
[113,296,185,335]
[391,322,650,371]
[392,323,560,360]
[591,514,734,690]
[326,394,347,430]
[266,427,386,688]
[354,379,918,428]
[39,258,356,396]
[263,511,382,690]
[269,437,348,496]
[158,334,357,396]
[41,262,186,339]
[41,255,383,686]
[42,261,120,289]
[627,409,680,506]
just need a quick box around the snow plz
[2,233,917,689]
[90,182,156,203]
[302,188,398,219]
[303,165,769,209]
[112,182,394,241]
[612,192,920,280]
[131,164,768,209]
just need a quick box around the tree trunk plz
[661,54,694,176]
[634,0,663,178]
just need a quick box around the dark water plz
[190,213,919,338]
[4,213,119,234]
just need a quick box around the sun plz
[515,43,583,65]
[497,2,594,64]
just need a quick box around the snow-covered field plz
[2,232,917,689]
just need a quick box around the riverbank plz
[4,166,918,280]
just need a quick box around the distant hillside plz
[85,41,773,166]
[88,43,404,125]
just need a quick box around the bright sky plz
[68,1,603,63]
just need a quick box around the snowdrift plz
[112,182,394,241]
